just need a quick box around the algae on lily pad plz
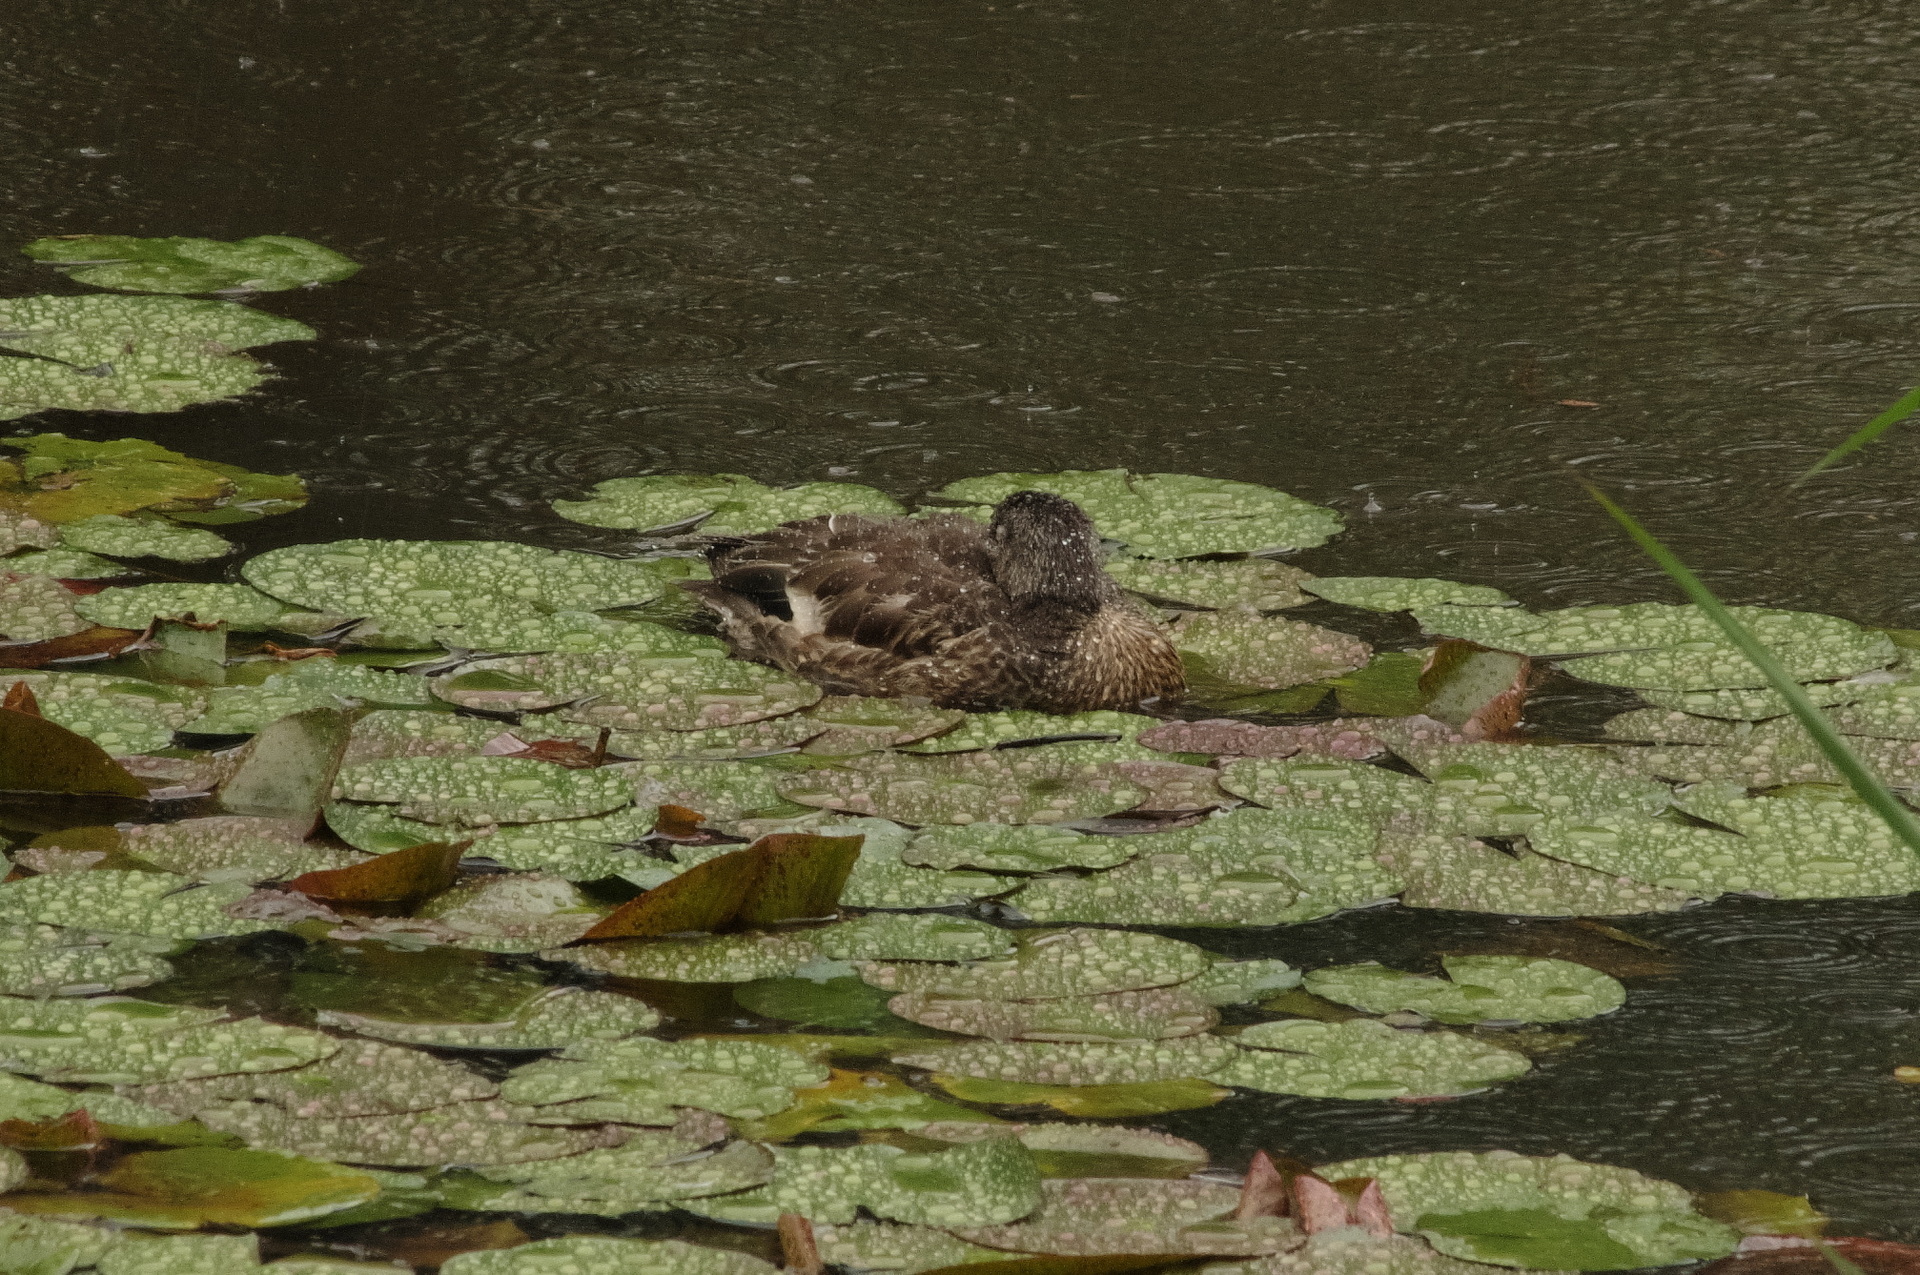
[683,1136,1041,1228]
[1318,1149,1740,1270]
[1217,1018,1530,1099]
[0,295,314,420]
[1303,577,1514,611]
[554,473,905,535]
[935,469,1343,557]
[1304,956,1625,1025]
[24,234,361,293]
[1107,555,1314,610]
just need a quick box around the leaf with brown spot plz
[653,803,706,839]
[1420,640,1531,741]
[735,834,861,925]
[578,832,864,940]
[0,707,146,796]
[1234,1150,1288,1221]
[288,839,468,906]
[780,1213,825,1275]
[0,1109,101,1150]
[578,847,763,940]
[0,626,144,669]
[2,681,41,716]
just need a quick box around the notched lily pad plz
[1304,956,1625,1025]
[1217,1018,1530,1098]
[554,473,906,535]
[319,986,659,1051]
[77,581,288,631]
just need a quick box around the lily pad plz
[501,1036,828,1125]
[0,924,175,996]
[621,758,791,820]
[318,987,659,1051]
[814,1221,1020,1274]
[1173,611,1370,690]
[0,295,314,420]
[76,582,289,631]
[1379,833,1692,917]
[5,546,125,578]
[0,1213,120,1273]
[0,872,271,940]
[1184,959,1303,1006]
[932,1074,1230,1118]
[887,986,1217,1042]
[331,755,637,826]
[1210,1231,1542,1275]
[1303,957,1626,1025]
[902,709,1156,754]
[741,1068,989,1137]
[811,913,1014,963]
[1,1147,379,1230]
[1218,757,1434,820]
[608,715,824,761]
[1009,851,1305,928]
[192,1098,622,1168]
[683,1136,1042,1227]
[0,509,60,553]
[441,1237,776,1275]
[553,473,906,535]
[1317,1150,1739,1270]
[2,434,306,525]
[57,513,231,562]
[243,540,682,634]
[108,816,360,882]
[894,1036,1237,1086]
[0,999,336,1085]
[452,1130,774,1215]
[1637,683,1855,721]
[456,608,722,657]
[950,1176,1296,1256]
[1106,556,1314,611]
[414,874,603,952]
[777,746,1148,826]
[3,671,207,755]
[1303,577,1513,611]
[934,470,1343,557]
[0,572,90,641]
[1216,1018,1530,1098]
[1383,736,1673,837]
[902,823,1134,873]
[433,650,819,730]
[127,1038,498,1120]
[800,695,971,754]
[24,234,362,293]
[860,928,1212,1000]
[1649,785,1920,899]
[555,931,823,983]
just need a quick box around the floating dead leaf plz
[1698,1237,1920,1272]
[0,1109,102,1150]
[0,625,145,669]
[373,1219,531,1268]
[0,707,146,797]
[654,804,707,839]
[3,681,41,716]
[0,1146,379,1228]
[1420,641,1530,741]
[579,834,862,940]
[781,1213,826,1275]
[288,840,468,907]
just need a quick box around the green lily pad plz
[1825,680,1920,738]
[414,874,603,952]
[902,823,1134,873]
[695,813,1015,908]
[804,914,1011,964]
[1303,577,1514,611]
[331,755,637,825]
[736,973,906,1031]
[318,986,659,1051]
[1317,1150,1740,1270]
[894,1036,1237,1086]
[192,1097,622,1168]
[554,473,906,534]
[608,714,824,761]
[24,234,361,293]
[619,758,790,820]
[1009,851,1305,927]
[2,434,306,525]
[798,695,971,754]
[1210,1231,1545,1275]
[1218,756,1434,819]
[887,986,1217,1042]
[456,608,722,657]
[3,671,207,755]
[4,546,126,578]
[452,1129,774,1215]
[99,816,357,882]
[950,1176,1296,1256]
[441,1237,775,1275]
[57,513,231,562]
[1304,957,1625,1025]
[1184,959,1303,1006]
[777,745,1148,826]
[1106,556,1314,611]
[554,931,822,983]
[243,540,682,634]
[1379,833,1692,917]
[1383,735,1673,837]
[814,1221,1020,1274]
[501,1036,829,1125]
[0,1213,121,1273]
[0,872,271,940]
[126,1037,498,1120]
[902,709,1156,754]
[932,1073,1229,1118]
[1173,611,1370,690]
[0,999,336,1084]
[1650,784,1920,899]
[433,650,819,729]
[934,470,1343,557]
[861,928,1212,1000]
[0,1147,379,1230]
[683,1136,1042,1227]
[76,582,289,631]
[1218,1018,1530,1098]
[0,572,89,641]
[320,800,447,855]
[0,924,175,996]
[0,509,60,553]
[188,664,433,736]
[0,296,314,420]
[1637,683,1855,721]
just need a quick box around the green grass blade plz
[1795,383,1920,484]
[1586,484,1920,860]
[1814,1239,1869,1275]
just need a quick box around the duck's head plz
[988,490,1109,610]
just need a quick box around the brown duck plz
[681,491,1185,713]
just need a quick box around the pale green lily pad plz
[0,999,335,1084]
[1009,851,1305,927]
[1304,957,1625,1025]
[1209,1231,1548,1275]
[415,874,602,952]
[902,709,1156,753]
[0,294,314,419]
[621,758,790,820]
[187,666,435,735]
[608,715,823,761]
[0,872,270,940]
[319,987,659,1051]
[1383,735,1673,836]
[1303,577,1513,611]
[935,469,1342,557]
[331,755,637,825]
[76,582,288,630]
[320,801,447,855]
[1219,1019,1529,1099]
[466,825,662,883]
[800,696,970,754]
[902,823,1134,872]
[1378,833,1692,917]
[887,985,1217,1042]
[861,928,1212,1000]
[554,932,822,983]
[192,1097,620,1167]
[1637,683,1855,720]
[813,1221,1018,1274]
[810,914,1013,963]
[453,1132,774,1216]
[342,709,550,764]
[1106,555,1314,611]
[777,746,1148,825]
[1654,785,1920,899]
[683,1137,1041,1227]
[1174,610,1370,689]
[441,1236,775,1275]
[0,1213,121,1273]
[951,1176,1296,1256]
[0,1068,131,1121]
[4,671,206,755]
[0,924,175,995]
[5,546,125,577]
[1169,807,1403,923]
[57,513,230,561]
[456,608,722,657]
[0,509,60,553]
[432,650,818,730]
[112,816,360,882]
[126,1037,498,1120]
[93,1234,257,1275]
[894,1036,1237,1085]
[0,572,89,640]
[3,433,305,526]
[1601,708,1739,745]
[24,234,361,293]
[1184,959,1303,1006]
[243,540,681,633]
[1318,1150,1739,1271]
[1826,680,1920,738]
[502,1036,828,1125]
[554,473,905,535]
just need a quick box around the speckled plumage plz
[681,492,1184,713]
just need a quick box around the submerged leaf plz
[1,1147,379,1229]
[554,473,906,535]
[286,840,465,905]
[1303,957,1625,1025]
[24,233,361,293]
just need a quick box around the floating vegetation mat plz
[1,423,1915,1270]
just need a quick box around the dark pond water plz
[8,0,1920,1245]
